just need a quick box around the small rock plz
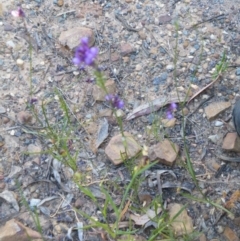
[76,3,102,18]
[116,109,125,117]
[169,203,193,236]
[183,40,189,48]
[17,111,32,124]
[0,135,4,147]
[166,64,174,71]
[28,143,42,157]
[120,43,134,56]
[159,14,172,24]
[54,0,64,7]
[138,30,146,39]
[182,107,189,116]
[204,101,231,121]
[99,109,112,117]
[4,135,19,148]
[0,182,5,190]
[152,77,161,85]
[148,139,179,166]
[0,219,42,241]
[208,159,220,171]
[223,226,239,241]
[153,73,168,85]
[0,106,6,114]
[85,122,98,135]
[216,225,224,234]
[74,197,84,208]
[6,40,15,49]
[105,132,141,165]
[222,133,240,152]
[199,234,207,241]
[234,217,240,226]
[59,27,95,51]
[16,59,24,69]
[3,116,10,124]
[236,68,240,76]
[161,118,176,127]
[135,64,142,71]
[92,79,116,101]
[215,120,223,127]
[208,134,223,145]
[111,52,120,62]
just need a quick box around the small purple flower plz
[105,94,124,109]
[11,7,25,18]
[166,102,177,119]
[29,97,38,105]
[73,37,98,68]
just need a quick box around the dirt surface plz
[1,0,240,240]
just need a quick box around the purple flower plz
[29,97,38,105]
[105,94,124,109]
[73,37,98,68]
[11,7,25,18]
[166,102,177,119]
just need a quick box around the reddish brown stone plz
[205,101,231,121]
[59,27,95,51]
[17,111,32,124]
[149,139,179,166]
[92,79,116,101]
[223,227,239,241]
[222,132,240,152]
[105,132,141,165]
[120,43,134,56]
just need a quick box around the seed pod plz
[232,100,240,136]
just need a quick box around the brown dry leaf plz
[120,200,131,221]
[95,118,109,149]
[187,75,221,104]
[225,190,240,209]
[129,208,162,226]
[18,31,39,52]
[0,190,19,211]
[126,94,186,120]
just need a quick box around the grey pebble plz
[235,68,240,76]
[190,76,198,83]
[0,106,6,114]
[14,130,22,137]
[183,30,189,36]
[194,44,200,50]
[159,47,167,54]
[86,114,92,119]
[153,77,161,85]
[136,3,142,9]
[209,60,217,70]
[152,72,168,85]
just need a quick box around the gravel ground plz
[1,0,240,240]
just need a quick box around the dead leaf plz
[187,75,221,104]
[95,118,109,149]
[130,208,162,226]
[18,31,39,52]
[126,94,186,120]
[120,200,131,221]
[0,190,19,211]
